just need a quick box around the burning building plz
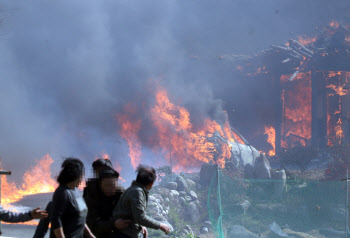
[226,21,350,154]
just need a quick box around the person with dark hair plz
[85,169,130,238]
[111,165,170,238]
[92,159,113,177]
[83,158,113,198]
[50,158,95,238]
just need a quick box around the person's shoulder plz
[128,185,145,198]
[54,184,66,193]
[53,185,70,200]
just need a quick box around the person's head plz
[99,169,120,197]
[57,158,85,188]
[92,158,113,177]
[136,165,157,190]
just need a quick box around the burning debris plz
[224,21,350,153]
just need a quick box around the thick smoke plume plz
[0,0,349,182]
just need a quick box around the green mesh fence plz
[208,168,348,238]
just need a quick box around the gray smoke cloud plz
[0,0,349,183]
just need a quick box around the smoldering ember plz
[0,1,350,238]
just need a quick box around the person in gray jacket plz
[112,165,170,238]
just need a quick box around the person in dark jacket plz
[112,165,170,238]
[50,158,95,238]
[85,169,130,238]
[0,205,47,223]
[33,201,52,238]
[83,158,113,199]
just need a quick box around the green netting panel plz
[208,169,348,238]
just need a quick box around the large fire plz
[117,86,245,170]
[1,154,56,206]
[1,155,56,226]
[281,72,312,147]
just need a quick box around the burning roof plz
[224,21,349,75]
[222,20,350,153]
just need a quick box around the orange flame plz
[1,155,56,226]
[264,126,276,156]
[326,84,349,96]
[1,154,56,206]
[326,72,345,146]
[118,86,245,171]
[100,153,110,160]
[335,118,343,142]
[117,103,142,169]
[150,88,229,169]
[282,73,312,147]
[114,161,126,182]
[151,88,247,169]
[297,35,317,45]
[329,20,340,29]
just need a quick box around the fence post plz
[347,169,349,238]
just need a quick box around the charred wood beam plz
[271,45,304,59]
[287,133,308,142]
[288,40,314,57]
[290,47,313,58]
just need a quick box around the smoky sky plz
[0,0,349,183]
